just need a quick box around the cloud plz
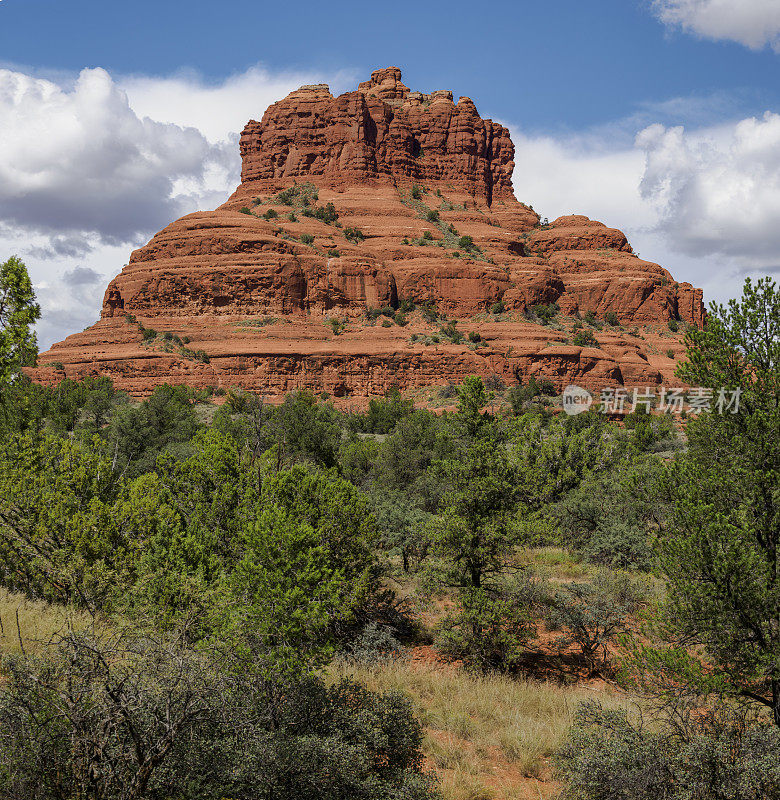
[120,65,356,143]
[507,109,780,308]
[62,266,102,287]
[637,112,780,273]
[0,62,345,348]
[653,0,780,51]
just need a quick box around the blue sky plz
[2,0,780,346]
[3,0,778,132]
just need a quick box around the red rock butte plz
[32,67,705,401]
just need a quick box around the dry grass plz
[332,658,634,800]
[0,589,93,656]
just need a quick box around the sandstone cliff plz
[31,68,705,401]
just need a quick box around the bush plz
[344,226,365,243]
[263,208,278,220]
[573,330,599,348]
[468,331,481,343]
[490,300,505,315]
[435,584,536,672]
[288,212,297,222]
[411,185,422,200]
[426,210,439,222]
[546,569,649,674]
[395,311,408,327]
[581,520,653,571]
[0,630,438,800]
[668,318,679,332]
[458,235,474,250]
[666,348,675,358]
[379,306,396,319]
[557,701,780,800]
[484,374,506,392]
[530,303,558,324]
[381,320,393,328]
[605,311,619,326]
[422,230,433,240]
[239,206,252,215]
[327,317,344,335]
[583,310,598,325]
[327,248,341,258]
[300,233,315,245]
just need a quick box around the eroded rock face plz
[31,68,706,401]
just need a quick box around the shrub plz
[399,299,416,313]
[263,209,278,220]
[51,361,65,371]
[239,206,252,215]
[422,230,433,241]
[327,317,344,335]
[573,330,599,348]
[666,348,675,358]
[401,237,410,245]
[583,310,598,325]
[530,303,558,324]
[252,197,263,205]
[327,249,341,258]
[483,374,506,392]
[557,701,780,800]
[468,331,481,343]
[421,304,439,323]
[605,311,619,326]
[458,235,475,250]
[314,202,339,224]
[581,520,653,571]
[668,318,679,332]
[300,233,315,245]
[381,320,393,328]
[142,327,157,341]
[379,306,396,319]
[395,311,408,327]
[546,570,649,674]
[490,300,505,315]
[411,185,422,200]
[440,321,463,344]
[426,210,440,222]
[288,212,297,222]
[344,226,365,244]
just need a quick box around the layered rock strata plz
[31,68,704,401]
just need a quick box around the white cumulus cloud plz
[0,63,347,348]
[653,0,780,51]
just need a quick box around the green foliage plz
[0,630,438,800]
[655,277,780,725]
[327,248,341,258]
[262,208,278,220]
[573,329,599,347]
[458,235,474,250]
[0,433,123,609]
[300,233,315,245]
[668,318,679,332]
[557,701,780,800]
[344,226,366,243]
[411,185,422,200]
[327,316,345,335]
[239,206,252,214]
[529,303,558,324]
[605,311,619,326]
[467,330,481,343]
[490,300,505,315]
[583,310,598,325]
[105,384,201,479]
[546,569,650,674]
[0,256,41,381]
[359,386,414,434]
[426,210,440,222]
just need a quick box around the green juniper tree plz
[634,277,780,726]
[0,255,40,382]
